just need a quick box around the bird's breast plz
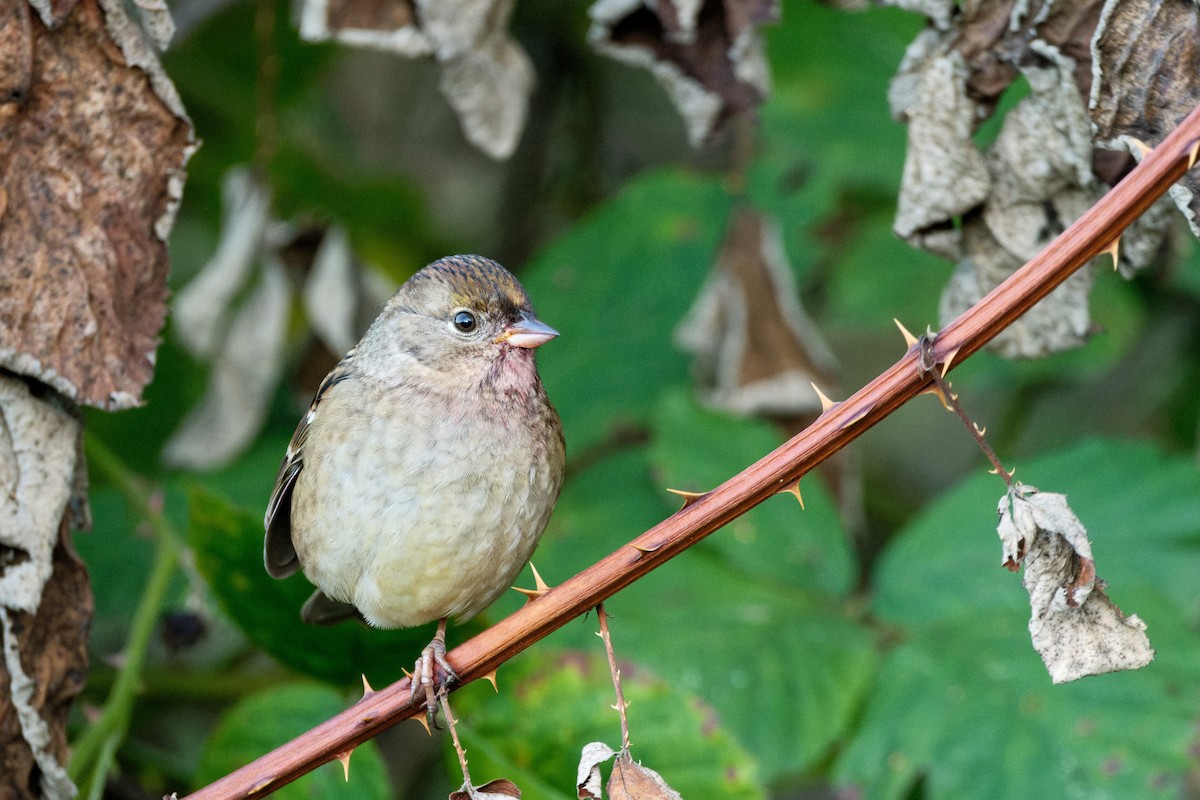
[289,376,563,629]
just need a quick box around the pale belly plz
[289,386,560,629]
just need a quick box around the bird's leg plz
[412,617,459,725]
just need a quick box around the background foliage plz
[75,1,1200,798]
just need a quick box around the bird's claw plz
[411,621,459,729]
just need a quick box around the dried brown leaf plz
[0,375,82,615]
[449,778,522,799]
[1090,0,1200,237]
[893,51,989,259]
[0,375,90,798]
[588,0,777,146]
[997,485,1154,683]
[299,0,531,159]
[0,0,193,410]
[1,545,90,800]
[163,256,290,470]
[168,171,389,469]
[303,225,367,356]
[607,754,682,800]
[676,207,837,418]
[28,0,84,28]
[300,0,429,53]
[890,0,1186,357]
[578,741,617,799]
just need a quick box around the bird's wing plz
[263,348,357,578]
[300,589,363,626]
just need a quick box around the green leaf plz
[187,488,464,687]
[453,649,765,800]
[836,439,1200,800]
[194,683,390,799]
[649,389,856,596]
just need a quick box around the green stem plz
[70,436,183,787]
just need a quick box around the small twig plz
[596,603,631,754]
[71,437,183,793]
[440,694,476,796]
[917,335,1014,488]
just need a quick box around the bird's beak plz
[496,311,559,349]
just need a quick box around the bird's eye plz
[453,311,477,332]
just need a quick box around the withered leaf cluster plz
[890,0,1198,358]
[578,742,682,800]
[167,168,392,470]
[0,2,192,797]
[449,777,522,799]
[676,207,837,420]
[299,0,532,160]
[0,376,90,800]
[588,0,778,146]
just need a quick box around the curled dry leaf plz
[608,753,682,800]
[890,0,1185,358]
[0,375,81,614]
[588,0,777,146]
[171,170,272,359]
[578,741,618,799]
[299,0,532,159]
[997,485,1153,683]
[676,207,837,419]
[448,778,522,799]
[167,169,391,469]
[0,0,193,410]
[893,51,989,259]
[0,375,91,800]
[164,257,290,470]
[1090,0,1200,237]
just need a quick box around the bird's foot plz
[412,618,459,728]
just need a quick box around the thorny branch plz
[183,104,1200,800]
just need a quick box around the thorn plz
[894,318,918,350]
[1128,137,1152,159]
[630,541,662,553]
[529,562,550,592]
[810,382,837,414]
[1101,237,1120,270]
[481,668,498,692]
[940,346,961,379]
[665,487,708,510]
[777,481,805,510]
[335,749,352,781]
[361,674,375,698]
[922,384,954,412]
[414,712,432,735]
[974,423,986,436]
[513,562,552,601]
[1188,139,1199,169]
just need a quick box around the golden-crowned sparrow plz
[264,254,564,707]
